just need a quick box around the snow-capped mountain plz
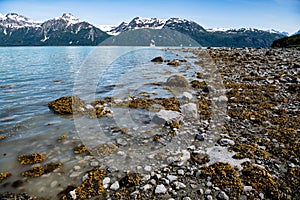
[0,13,109,45]
[207,27,289,36]
[266,29,289,36]
[109,17,165,34]
[0,13,287,47]
[108,17,206,35]
[0,13,40,28]
[292,29,300,36]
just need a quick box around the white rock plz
[73,166,81,171]
[82,173,89,182]
[85,104,94,110]
[69,189,77,199]
[155,184,167,194]
[218,138,235,146]
[167,175,178,183]
[110,181,120,190]
[217,191,229,200]
[152,110,183,125]
[177,169,184,175]
[182,92,193,101]
[205,189,211,194]
[103,177,110,185]
[90,161,99,167]
[143,184,152,191]
[217,95,228,103]
[142,174,151,181]
[174,181,186,190]
[70,172,82,178]
[144,165,152,172]
[180,103,198,119]
[178,150,190,166]
[244,186,253,192]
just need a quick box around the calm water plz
[0,46,201,197]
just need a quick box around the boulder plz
[48,96,86,114]
[152,110,183,125]
[181,92,193,101]
[151,56,163,62]
[180,103,198,119]
[165,75,189,88]
[167,59,181,66]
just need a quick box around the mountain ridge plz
[0,13,292,47]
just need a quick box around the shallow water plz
[0,46,204,198]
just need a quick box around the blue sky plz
[0,0,299,33]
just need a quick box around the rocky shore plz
[0,47,299,200]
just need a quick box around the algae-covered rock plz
[48,96,87,114]
[0,172,12,183]
[61,168,106,199]
[18,153,46,165]
[73,144,88,154]
[21,163,62,177]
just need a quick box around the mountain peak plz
[0,13,38,28]
[60,13,81,25]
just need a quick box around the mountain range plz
[0,13,296,47]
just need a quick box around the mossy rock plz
[73,168,106,199]
[241,162,281,199]
[48,96,86,114]
[21,163,62,177]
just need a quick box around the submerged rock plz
[180,103,198,119]
[152,110,183,125]
[165,75,189,88]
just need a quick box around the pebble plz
[195,133,205,141]
[173,181,186,190]
[110,181,120,190]
[182,197,191,200]
[70,172,82,178]
[142,184,152,191]
[205,189,211,195]
[90,161,99,167]
[218,138,235,146]
[155,184,167,194]
[116,138,127,146]
[50,180,58,188]
[243,186,253,192]
[217,191,229,200]
[206,195,213,200]
[167,175,178,183]
[144,165,152,172]
[73,165,81,171]
[198,188,204,195]
[103,177,110,185]
[206,181,212,187]
[69,189,76,199]
[178,169,184,175]
[142,174,151,181]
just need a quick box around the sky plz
[0,0,299,34]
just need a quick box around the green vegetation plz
[271,34,300,47]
